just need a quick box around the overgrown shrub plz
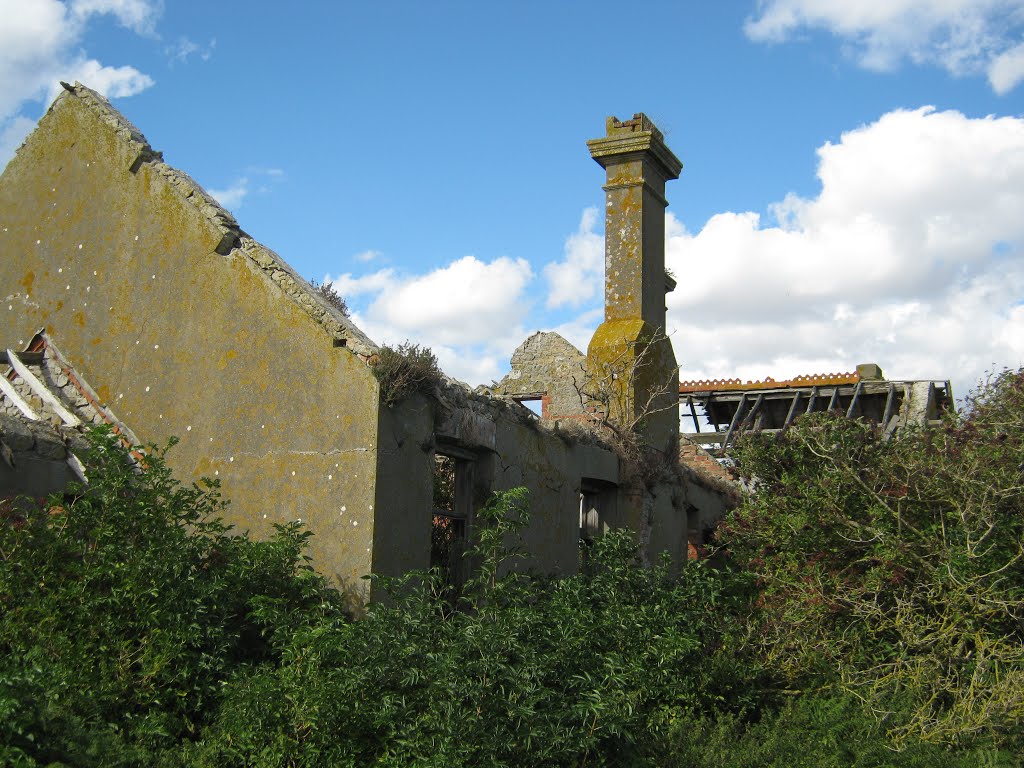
[0,428,343,766]
[7,372,1024,764]
[184,490,755,767]
[667,691,1016,767]
[371,341,443,406]
[720,368,1024,751]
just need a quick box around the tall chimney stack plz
[585,114,681,452]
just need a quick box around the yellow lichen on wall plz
[586,317,679,451]
[0,87,383,595]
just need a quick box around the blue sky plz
[2,1,1023,400]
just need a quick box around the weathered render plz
[1,84,385,598]
[2,86,714,592]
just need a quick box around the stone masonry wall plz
[495,332,587,419]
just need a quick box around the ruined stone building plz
[1,85,733,596]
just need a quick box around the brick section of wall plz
[679,438,739,491]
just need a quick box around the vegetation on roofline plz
[370,340,444,406]
[309,278,350,317]
[1,369,1022,765]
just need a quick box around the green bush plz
[667,691,1016,767]
[720,368,1024,751]
[6,371,1024,764]
[0,428,343,766]
[185,490,755,767]
[371,341,443,406]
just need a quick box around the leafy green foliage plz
[371,341,443,406]
[5,370,1024,764]
[185,489,754,767]
[667,691,1016,767]
[0,428,343,766]
[721,368,1024,750]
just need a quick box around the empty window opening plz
[580,479,617,545]
[513,396,543,418]
[431,453,474,592]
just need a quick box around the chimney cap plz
[587,112,682,179]
[856,362,885,381]
[606,113,664,141]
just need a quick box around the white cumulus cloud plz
[667,106,1024,400]
[544,207,604,309]
[745,0,1024,93]
[0,0,160,169]
[327,255,534,385]
[989,41,1024,93]
[70,0,161,34]
[207,178,249,211]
